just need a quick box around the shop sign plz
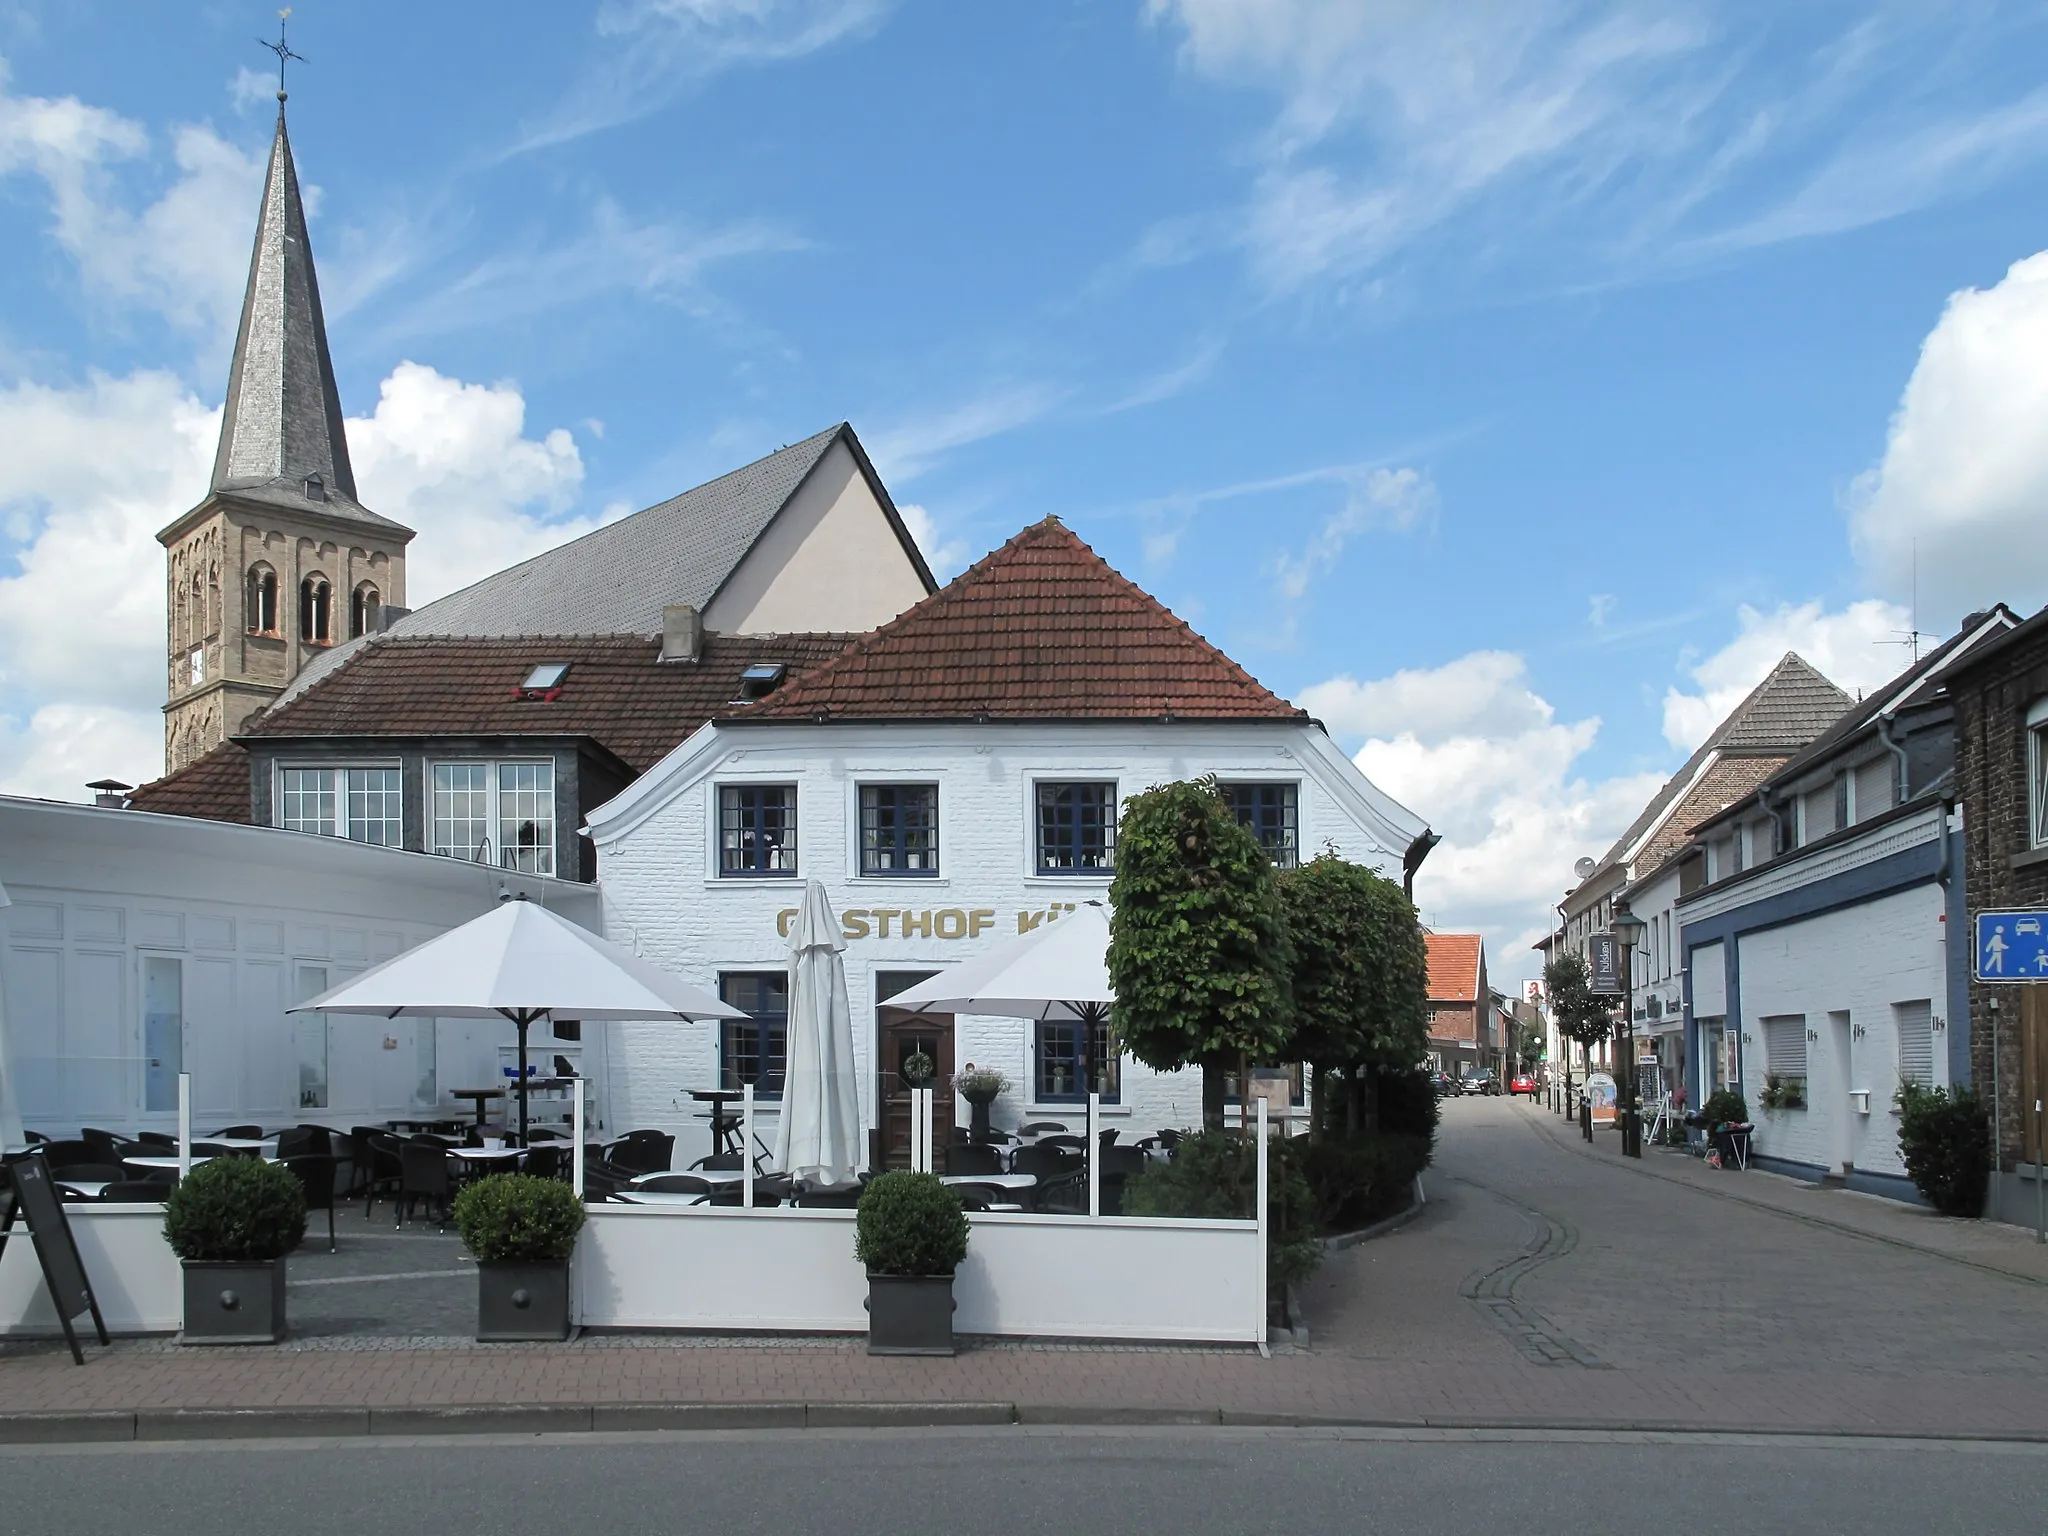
[776,901,1084,941]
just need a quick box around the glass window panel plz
[860,784,939,875]
[1036,782,1116,873]
[433,763,492,861]
[1220,783,1299,867]
[1033,1017,1119,1103]
[279,767,337,836]
[720,785,798,876]
[294,965,329,1110]
[143,956,183,1113]
[718,972,788,1098]
[497,761,555,876]
[345,768,403,847]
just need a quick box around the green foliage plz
[1124,1130,1322,1287]
[951,1066,1008,1100]
[900,1050,936,1087]
[1700,1088,1749,1125]
[1374,1066,1441,1141]
[1759,1074,1806,1111]
[855,1171,970,1276]
[162,1156,307,1263]
[1542,951,1614,1051]
[1514,1019,1546,1070]
[1895,1083,1991,1218]
[452,1173,587,1263]
[1296,1132,1432,1233]
[1108,780,1294,1099]
[1278,854,1429,1074]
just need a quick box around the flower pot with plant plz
[452,1172,587,1341]
[163,1157,308,1344]
[856,1170,969,1356]
[952,1066,1009,1143]
[1699,1088,1753,1169]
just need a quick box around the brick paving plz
[5,1097,2047,1438]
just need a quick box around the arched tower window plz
[247,565,278,635]
[350,582,381,639]
[206,562,221,637]
[299,575,332,645]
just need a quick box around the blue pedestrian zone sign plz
[1975,911,2048,980]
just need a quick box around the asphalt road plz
[4,1427,2044,1536]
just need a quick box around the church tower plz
[156,98,413,773]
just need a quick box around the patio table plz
[122,1155,214,1171]
[450,1088,505,1127]
[630,1167,745,1187]
[939,1173,1038,1194]
[450,1146,527,1164]
[687,1089,745,1158]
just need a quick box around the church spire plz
[210,100,358,503]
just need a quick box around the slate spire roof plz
[207,105,403,533]
[732,517,1305,723]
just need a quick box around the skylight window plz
[523,662,570,691]
[737,663,788,701]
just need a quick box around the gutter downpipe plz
[1403,829,1441,900]
[1876,713,1911,803]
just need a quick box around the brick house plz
[1947,606,2048,1220]
[1425,933,1489,1079]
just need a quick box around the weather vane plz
[259,8,305,102]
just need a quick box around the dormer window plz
[517,662,570,701]
[303,473,326,502]
[737,663,787,701]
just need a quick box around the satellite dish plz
[1573,857,1596,880]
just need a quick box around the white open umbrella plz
[886,900,1115,1101]
[291,895,743,1142]
[772,881,863,1186]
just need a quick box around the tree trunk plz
[1201,1061,1227,1130]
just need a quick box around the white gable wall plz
[704,438,930,636]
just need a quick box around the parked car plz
[1431,1070,1458,1097]
[1461,1070,1500,1096]
[1510,1072,1539,1097]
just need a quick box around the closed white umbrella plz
[0,877,21,1149]
[291,894,743,1142]
[773,882,863,1186]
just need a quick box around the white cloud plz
[867,383,1065,483]
[1270,465,1433,601]
[1302,649,1663,977]
[895,502,969,583]
[229,67,274,114]
[1849,249,2048,628]
[1659,599,1908,752]
[0,363,597,801]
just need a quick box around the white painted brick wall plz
[591,720,1411,1147]
[1735,881,1947,1179]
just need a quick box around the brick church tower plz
[155,98,412,773]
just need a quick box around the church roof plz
[204,105,406,536]
[729,517,1305,724]
[386,424,912,640]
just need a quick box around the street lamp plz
[1610,902,1646,1158]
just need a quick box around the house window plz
[1036,781,1116,874]
[246,565,278,634]
[1034,1016,1119,1103]
[299,576,331,644]
[1833,774,1850,834]
[1895,1000,1935,1088]
[431,761,555,876]
[350,583,381,639]
[1220,782,1299,867]
[278,766,401,845]
[294,965,329,1110]
[2029,700,2048,847]
[720,785,797,876]
[719,972,787,1098]
[859,784,939,875]
[1762,1013,1807,1093]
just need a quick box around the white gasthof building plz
[586,518,1435,1166]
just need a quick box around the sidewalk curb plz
[1515,1105,2048,1289]
[6,1402,2048,1446]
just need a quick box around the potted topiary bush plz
[452,1172,587,1341]
[856,1170,969,1356]
[163,1157,308,1344]
[952,1066,1008,1144]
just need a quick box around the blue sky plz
[5,2,2048,972]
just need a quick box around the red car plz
[1510,1073,1539,1097]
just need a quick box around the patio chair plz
[524,1145,567,1181]
[97,1179,172,1202]
[1011,1144,1084,1212]
[274,1127,326,1161]
[22,1129,48,1144]
[210,1125,263,1139]
[691,1151,744,1171]
[948,1182,1025,1214]
[1101,1146,1148,1216]
[80,1127,127,1159]
[361,1131,405,1219]
[632,1173,714,1201]
[52,1162,124,1185]
[607,1131,674,1176]
[945,1143,1003,1178]
[396,1139,453,1230]
[35,1139,98,1169]
[283,1155,339,1252]
[1017,1121,1070,1137]
[189,1141,239,1158]
[708,1173,790,1207]
[792,1184,862,1209]
[134,1130,176,1149]
[1036,1134,1088,1154]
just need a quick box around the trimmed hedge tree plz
[1108,778,1294,1130]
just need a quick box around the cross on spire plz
[259,8,305,102]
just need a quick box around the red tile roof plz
[1425,932,1484,1002]
[125,743,253,824]
[730,518,1305,725]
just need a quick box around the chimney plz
[661,604,702,664]
[87,779,133,809]
[373,604,410,633]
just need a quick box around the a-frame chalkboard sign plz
[0,1152,110,1364]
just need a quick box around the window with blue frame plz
[1036,781,1116,874]
[859,784,939,875]
[1220,781,1299,868]
[718,972,787,1097]
[1033,1017,1120,1103]
[719,784,797,875]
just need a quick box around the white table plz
[199,1137,274,1153]
[939,1173,1038,1193]
[631,1168,746,1187]
[450,1146,527,1166]
[122,1155,211,1171]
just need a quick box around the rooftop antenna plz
[259,8,305,102]
[1882,538,1928,664]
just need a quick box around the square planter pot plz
[477,1260,571,1342]
[865,1272,956,1356]
[181,1259,287,1344]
